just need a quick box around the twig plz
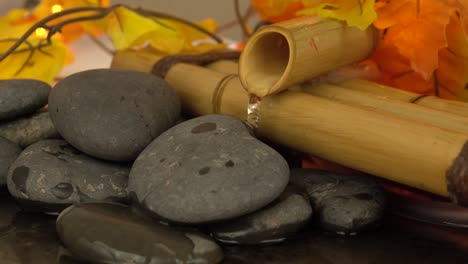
[88,34,115,55]
[234,0,251,39]
[217,4,255,34]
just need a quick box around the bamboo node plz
[212,73,238,114]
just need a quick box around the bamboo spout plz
[239,17,376,97]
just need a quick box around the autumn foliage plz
[0,1,222,84]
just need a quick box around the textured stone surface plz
[0,137,21,185]
[57,203,223,264]
[49,69,181,161]
[0,79,50,121]
[7,140,129,212]
[0,111,59,147]
[290,169,386,235]
[210,185,312,245]
[129,115,290,224]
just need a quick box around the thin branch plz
[88,34,115,55]
[217,4,255,34]
[235,0,251,39]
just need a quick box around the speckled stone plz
[7,140,129,212]
[57,203,223,264]
[129,115,290,224]
[49,69,181,161]
[0,111,60,147]
[290,169,386,235]
[0,79,50,121]
[0,137,22,185]
[210,185,313,245]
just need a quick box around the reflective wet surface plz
[0,189,467,264]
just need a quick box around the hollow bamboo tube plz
[164,63,468,205]
[239,17,376,97]
[341,79,468,117]
[111,50,239,74]
[302,83,468,135]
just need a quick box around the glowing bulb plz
[51,4,63,14]
[35,27,48,38]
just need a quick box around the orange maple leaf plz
[374,0,463,80]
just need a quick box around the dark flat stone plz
[290,169,386,235]
[210,185,313,245]
[56,203,223,264]
[0,79,50,121]
[7,140,129,212]
[0,137,21,185]
[0,111,59,148]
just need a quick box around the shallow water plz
[0,190,467,264]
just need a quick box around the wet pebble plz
[57,203,223,264]
[49,69,181,161]
[7,140,129,212]
[210,185,312,245]
[0,137,21,185]
[290,169,386,235]
[0,111,60,147]
[129,115,290,224]
[0,79,50,121]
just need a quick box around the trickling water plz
[247,94,261,129]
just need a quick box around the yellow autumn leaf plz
[298,0,377,30]
[157,18,226,53]
[106,7,185,54]
[0,40,67,84]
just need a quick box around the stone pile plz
[0,69,386,263]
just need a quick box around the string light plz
[35,27,48,38]
[51,4,63,14]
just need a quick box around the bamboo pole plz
[302,83,468,135]
[111,50,239,74]
[341,79,468,117]
[239,17,376,97]
[163,63,468,206]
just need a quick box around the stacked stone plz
[0,69,385,264]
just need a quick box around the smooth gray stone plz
[7,140,129,212]
[129,114,290,224]
[0,79,50,121]
[290,169,386,235]
[0,111,60,147]
[57,203,223,264]
[49,69,181,161]
[0,137,21,185]
[210,185,313,245]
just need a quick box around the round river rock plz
[290,169,386,235]
[57,203,223,264]
[0,137,22,185]
[49,69,181,161]
[0,79,50,121]
[129,115,290,224]
[7,140,129,212]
